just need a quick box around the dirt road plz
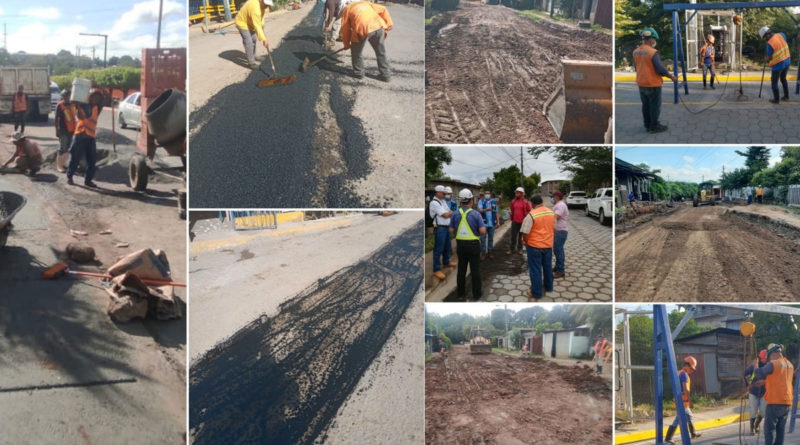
[425,346,611,445]
[190,221,424,445]
[616,204,800,301]
[425,4,611,143]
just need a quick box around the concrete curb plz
[189,216,354,255]
[614,413,744,444]
[616,73,799,82]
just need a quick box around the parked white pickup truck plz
[585,187,613,225]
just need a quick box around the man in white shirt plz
[429,185,456,279]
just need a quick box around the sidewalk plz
[615,402,747,444]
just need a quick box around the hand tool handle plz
[266,45,278,74]
[67,270,187,287]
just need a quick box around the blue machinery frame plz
[662,1,800,103]
[651,304,800,445]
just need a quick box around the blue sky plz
[0,1,185,57]
[615,146,783,183]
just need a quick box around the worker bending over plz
[665,356,702,444]
[760,26,791,104]
[2,132,41,176]
[633,28,677,134]
[753,343,795,445]
[236,0,273,70]
[340,0,393,82]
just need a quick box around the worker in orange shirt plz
[519,195,555,300]
[760,26,791,104]
[235,0,274,70]
[55,89,77,172]
[66,90,103,188]
[753,343,795,445]
[12,84,27,134]
[665,356,702,444]
[633,28,677,134]
[340,0,393,82]
[592,336,610,374]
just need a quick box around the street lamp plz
[79,33,108,68]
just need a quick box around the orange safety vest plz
[74,105,99,139]
[340,1,393,45]
[699,42,715,66]
[594,339,609,356]
[677,369,691,407]
[525,206,555,249]
[633,44,664,88]
[767,33,790,67]
[57,101,77,133]
[12,93,27,112]
[764,357,794,405]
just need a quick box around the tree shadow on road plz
[0,245,150,405]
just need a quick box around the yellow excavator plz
[693,181,721,207]
[469,327,492,354]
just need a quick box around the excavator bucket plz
[469,344,492,354]
[543,59,613,143]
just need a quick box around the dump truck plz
[693,181,721,207]
[0,67,52,122]
[469,327,492,354]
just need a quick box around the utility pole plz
[80,33,108,67]
[505,304,509,351]
[520,147,524,187]
[157,0,164,49]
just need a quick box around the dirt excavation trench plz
[425,345,611,445]
[616,204,800,301]
[189,222,424,445]
[425,3,612,143]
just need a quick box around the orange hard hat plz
[759,349,767,362]
[684,355,697,370]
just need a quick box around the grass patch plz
[425,17,434,26]
[425,353,432,362]
[425,228,435,253]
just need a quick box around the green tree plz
[425,146,452,186]
[490,308,510,331]
[735,146,770,174]
[492,164,525,199]
[529,146,612,191]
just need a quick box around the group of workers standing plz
[666,344,795,445]
[634,23,795,134]
[2,86,102,188]
[429,186,570,301]
[235,0,393,81]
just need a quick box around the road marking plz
[617,101,800,106]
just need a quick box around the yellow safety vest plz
[455,208,479,241]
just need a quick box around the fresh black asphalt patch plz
[189,221,423,444]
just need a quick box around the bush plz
[52,66,141,91]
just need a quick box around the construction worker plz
[665,356,702,444]
[477,189,498,259]
[519,195,555,300]
[756,186,764,204]
[340,0,393,82]
[322,0,355,47]
[754,343,795,445]
[2,132,41,176]
[743,350,768,435]
[551,191,568,279]
[760,26,791,104]
[444,186,457,212]
[66,90,103,188]
[633,28,678,134]
[12,84,27,134]
[508,187,531,254]
[699,34,716,89]
[235,0,274,70]
[429,185,456,280]
[55,89,77,173]
[592,336,609,374]
[449,188,486,301]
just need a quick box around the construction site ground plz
[615,78,800,143]
[425,3,612,144]
[188,1,423,208]
[615,202,800,301]
[0,113,186,444]
[425,345,612,445]
[189,212,424,445]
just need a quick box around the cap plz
[9,132,26,142]
[515,187,525,193]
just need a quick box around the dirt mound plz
[425,3,611,143]
[426,346,611,444]
[660,220,730,231]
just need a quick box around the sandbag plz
[107,248,171,280]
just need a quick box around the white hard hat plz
[263,0,274,5]
[759,26,770,39]
[515,187,525,193]
[458,188,473,201]
[445,186,453,193]
[434,185,445,193]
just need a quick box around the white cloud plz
[7,22,88,55]
[682,156,694,163]
[106,1,185,40]
[21,7,61,20]
[645,162,721,183]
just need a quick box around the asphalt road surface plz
[189,221,424,445]
[189,2,424,208]
[425,4,611,143]
[615,203,800,301]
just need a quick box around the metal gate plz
[229,211,278,230]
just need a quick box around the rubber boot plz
[688,421,702,438]
[711,75,716,89]
[783,83,790,100]
[750,418,756,435]
[57,152,69,173]
[755,415,763,433]
[665,425,677,444]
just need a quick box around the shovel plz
[300,47,347,72]
[758,60,767,98]
[257,45,296,87]
[41,261,187,287]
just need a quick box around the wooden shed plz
[673,328,747,398]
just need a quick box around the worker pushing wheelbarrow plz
[0,191,27,248]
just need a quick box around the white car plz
[50,83,60,108]
[118,92,141,129]
[585,187,613,225]
[565,191,587,208]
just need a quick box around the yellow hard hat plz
[740,321,755,337]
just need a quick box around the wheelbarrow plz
[0,191,26,248]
